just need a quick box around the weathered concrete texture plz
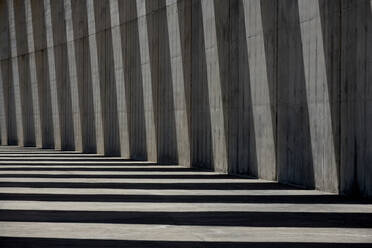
[0,0,372,198]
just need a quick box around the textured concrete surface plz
[0,0,371,198]
[0,147,371,247]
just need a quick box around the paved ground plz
[0,146,371,247]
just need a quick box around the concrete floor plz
[0,147,371,247]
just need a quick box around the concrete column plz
[166,0,191,166]
[277,0,315,188]
[64,0,82,152]
[110,0,130,158]
[49,0,75,150]
[25,0,42,148]
[30,0,54,149]
[13,0,36,147]
[8,0,27,147]
[367,0,372,197]
[86,0,104,154]
[190,0,212,170]
[200,0,228,172]
[242,0,276,180]
[298,0,338,192]
[0,1,9,145]
[118,0,147,160]
[89,0,121,156]
[69,0,96,153]
[44,0,61,150]
[136,0,157,162]
[0,64,7,145]
[340,0,372,197]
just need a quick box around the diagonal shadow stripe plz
[0,210,371,228]
[0,162,159,166]
[0,174,235,179]
[0,182,293,190]
[0,193,370,204]
[0,237,371,248]
[0,167,192,171]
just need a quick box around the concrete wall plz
[0,0,371,198]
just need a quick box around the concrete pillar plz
[118,0,147,160]
[25,0,42,148]
[86,0,105,154]
[340,0,372,197]
[166,0,191,166]
[200,0,228,172]
[136,0,158,162]
[298,0,339,192]
[49,0,75,150]
[145,0,179,164]
[0,63,7,145]
[190,0,213,170]
[44,0,61,150]
[94,0,121,156]
[87,0,121,156]
[0,0,17,145]
[30,0,54,149]
[64,0,82,152]
[13,0,37,147]
[240,0,277,180]
[0,1,9,145]
[8,0,24,146]
[367,0,372,196]
[69,0,96,153]
[110,0,130,158]
[225,0,256,176]
[277,0,315,188]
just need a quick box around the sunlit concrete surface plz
[0,147,371,247]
